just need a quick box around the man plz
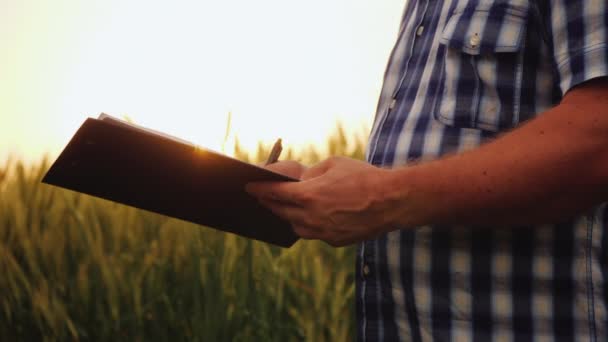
[246,0,608,340]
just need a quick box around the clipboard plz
[42,114,300,247]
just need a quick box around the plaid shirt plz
[358,0,608,340]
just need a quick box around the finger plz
[264,161,306,179]
[246,182,305,206]
[259,199,322,231]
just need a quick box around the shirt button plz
[416,26,424,36]
[363,264,370,276]
[469,33,480,48]
[389,98,397,110]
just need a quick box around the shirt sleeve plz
[544,0,608,95]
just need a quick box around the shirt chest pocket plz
[434,3,529,132]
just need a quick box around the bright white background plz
[0,0,405,162]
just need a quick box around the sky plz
[0,0,406,163]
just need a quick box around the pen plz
[265,138,283,165]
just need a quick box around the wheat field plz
[0,125,367,341]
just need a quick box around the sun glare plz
[0,0,405,163]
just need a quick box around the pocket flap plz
[440,4,527,55]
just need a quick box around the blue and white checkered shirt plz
[358,0,608,340]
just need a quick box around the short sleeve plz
[544,0,608,95]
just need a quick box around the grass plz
[0,124,367,341]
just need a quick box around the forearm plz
[384,80,608,228]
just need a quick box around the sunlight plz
[0,0,405,162]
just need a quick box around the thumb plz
[262,160,307,179]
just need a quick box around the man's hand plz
[248,79,608,245]
[247,157,400,247]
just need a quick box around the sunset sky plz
[1,0,405,162]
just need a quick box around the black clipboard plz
[42,114,299,247]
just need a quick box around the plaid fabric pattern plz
[358,0,608,341]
